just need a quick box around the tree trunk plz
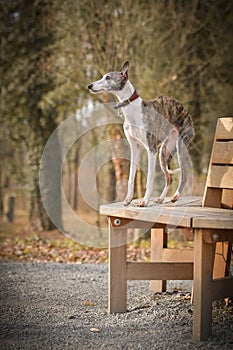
[73,145,80,211]
[29,125,63,231]
[109,125,129,202]
[188,68,202,174]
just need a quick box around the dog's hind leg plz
[156,128,179,203]
[123,141,140,206]
[171,123,194,202]
[171,136,187,202]
[155,142,173,203]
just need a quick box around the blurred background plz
[1,0,233,251]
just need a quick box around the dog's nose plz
[88,83,93,90]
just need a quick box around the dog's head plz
[88,61,129,93]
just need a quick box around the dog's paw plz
[137,199,148,207]
[123,197,132,206]
[154,197,164,204]
[171,192,180,203]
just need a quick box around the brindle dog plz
[88,61,194,207]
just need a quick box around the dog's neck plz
[114,80,139,104]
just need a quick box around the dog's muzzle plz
[88,83,93,90]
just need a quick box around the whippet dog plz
[88,61,194,207]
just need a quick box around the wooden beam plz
[108,221,127,313]
[109,216,153,230]
[193,229,215,341]
[213,242,232,278]
[127,262,193,280]
[192,215,233,230]
[162,248,193,262]
[222,189,233,209]
[215,117,233,140]
[212,141,233,164]
[207,165,233,189]
[212,277,233,301]
[150,228,167,292]
[203,230,233,243]
[202,187,222,208]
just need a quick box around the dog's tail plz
[166,166,180,174]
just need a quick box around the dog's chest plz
[122,106,148,146]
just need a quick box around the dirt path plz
[0,262,232,349]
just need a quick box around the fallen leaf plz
[84,300,94,307]
[141,303,151,308]
[90,328,100,333]
[68,315,78,319]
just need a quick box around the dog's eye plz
[105,75,111,80]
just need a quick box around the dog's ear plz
[121,61,129,78]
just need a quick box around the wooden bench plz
[100,117,233,342]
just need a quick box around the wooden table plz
[100,196,233,341]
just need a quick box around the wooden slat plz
[100,196,202,216]
[100,197,203,229]
[127,262,193,280]
[202,230,233,243]
[109,223,127,313]
[102,206,193,228]
[193,229,215,341]
[213,242,232,278]
[222,189,233,209]
[162,248,193,262]
[212,141,233,164]
[150,228,167,292]
[212,277,233,300]
[207,165,233,189]
[109,217,161,231]
[104,205,233,230]
[202,187,222,208]
[192,214,233,230]
[215,117,233,140]
[102,198,233,229]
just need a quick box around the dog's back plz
[142,95,195,153]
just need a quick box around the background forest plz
[1,0,233,245]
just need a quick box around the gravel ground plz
[0,262,232,350]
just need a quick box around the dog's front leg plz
[123,141,140,206]
[138,150,156,207]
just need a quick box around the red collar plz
[128,89,140,103]
[114,89,140,109]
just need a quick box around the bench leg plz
[214,242,232,278]
[193,229,215,341]
[108,220,127,313]
[150,228,167,292]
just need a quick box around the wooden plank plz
[109,216,159,231]
[101,205,194,228]
[213,242,232,278]
[193,229,215,341]
[100,197,202,228]
[193,214,233,230]
[222,189,233,209]
[108,222,127,313]
[150,228,167,292]
[202,230,233,243]
[162,248,193,262]
[186,206,233,215]
[207,165,233,189]
[202,187,222,208]
[215,117,233,140]
[101,199,233,230]
[212,141,233,164]
[127,262,193,280]
[100,197,202,215]
[158,196,202,207]
[212,277,233,301]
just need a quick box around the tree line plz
[1,0,232,230]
